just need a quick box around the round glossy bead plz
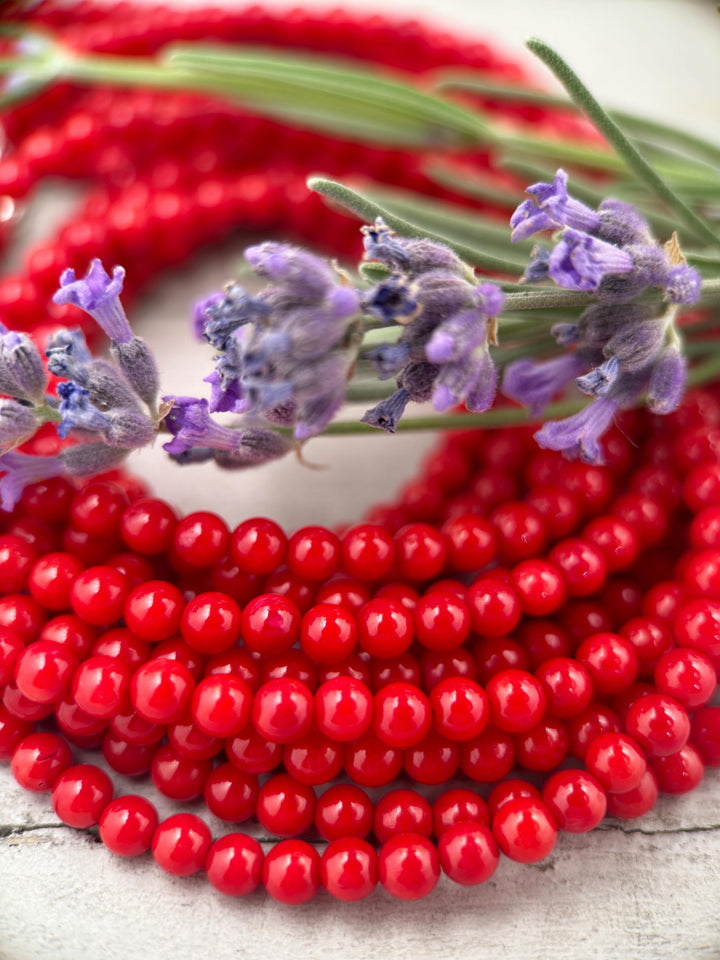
[487,779,542,820]
[567,704,623,760]
[203,762,258,822]
[300,603,357,664]
[582,516,638,573]
[191,674,252,738]
[205,833,263,897]
[72,655,131,719]
[356,598,413,659]
[172,512,229,568]
[370,652,421,691]
[378,833,440,900]
[549,539,606,597]
[650,743,704,794]
[226,726,283,774]
[460,726,514,783]
[15,640,77,705]
[433,789,490,837]
[231,517,287,575]
[642,580,687,623]
[262,648,317,691]
[438,821,499,886]
[0,628,24,686]
[429,677,489,741]
[576,632,638,695]
[28,552,83,611]
[404,732,461,784]
[0,706,33,760]
[3,682,53,722]
[605,768,659,818]
[492,797,558,863]
[287,526,340,582]
[120,498,177,555]
[654,648,716,709]
[413,591,470,652]
[181,591,241,655]
[466,578,521,637]
[151,743,212,801]
[535,657,594,718]
[373,789,433,843]
[99,795,158,857]
[314,783,373,841]
[70,566,128,626]
[123,580,184,642]
[168,720,222,760]
[314,577,370,614]
[585,732,647,793]
[542,770,607,832]
[315,676,373,742]
[256,773,316,837]
[373,682,431,748]
[395,523,447,582]
[441,514,496,572]
[206,648,262,690]
[486,669,546,733]
[344,731,403,787]
[241,593,301,656]
[154,638,207,683]
[11,732,72,792]
[690,707,720,766]
[341,523,395,581]
[673,599,720,659]
[625,693,691,758]
[152,813,212,877]
[473,637,528,685]
[130,658,195,724]
[283,731,344,785]
[0,594,46,643]
[321,837,379,901]
[39,615,96,660]
[0,534,36,593]
[514,718,569,771]
[490,502,545,565]
[70,483,127,538]
[619,617,674,676]
[420,647,477,691]
[510,559,566,616]
[51,763,113,828]
[252,678,314,744]
[263,839,321,905]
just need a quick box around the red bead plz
[576,632,638,695]
[99,795,158,857]
[15,639,77,705]
[252,678,314,743]
[605,768,659,818]
[514,717,569,771]
[524,486,579,541]
[441,514,496,572]
[510,559,566,616]
[374,582,420,611]
[438,821,499,885]
[151,742,211,801]
[11,732,72,791]
[674,599,720,658]
[263,839,321,905]
[168,720,221,760]
[535,657,593,718]
[191,674,252,738]
[154,637,206,682]
[429,677,489,741]
[206,647,262,690]
[542,769,606,833]
[655,648,716,709]
[492,797,558,863]
[51,763,113,828]
[130,657,195,723]
[321,837,378,901]
[226,726,283,774]
[205,833,263,897]
[683,463,720,513]
[315,676,373,741]
[460,726,514,783]
[370,652,422,691]
[92,627,150,670]
[172,511,229,568]
[314,577,370,614]
[548,538,606,597]
[582,516,638,572]
[690,506,720,550]
[283,730,344,785]
[152,813,212,877]
[0,534,37,593]
[486,669,546,733]
[72,655,131,719]
[420,647,477,690]
[413,590,470,651]
[0,594,46,642]
[585,732,647,793]
[0,627,23,686]
[487,779,542,820]
[378,833,440,900]
[299,603,357,664]
[345,731,403,787]
[120,497,177,554]
[39,614,96,660]
[287,525,340,582]
[341,523,395,581]
[241,593,301,655]
[394,523,447,582]
[467,577,521,638]
[231,517,287,575]
[626,693,691,758]
[612,493,667,548]
[180,591,241,655]
[123,580,184,642]
[256,772,316,837]
[263,566,315,613]
[314,783,373,841]
[559,600,613,646]
[649,743,704,794]
[473,636,528,685]
[70,482,127,538]
[567,703,623,760]
[204,761,258,822]
[261,648,318,691]
[690,706,720,766]
[404,731,461,784]
[70,566,128,626]
[490,501,545,565]
[374,788,433,843]
[357,598,413,658]
[373,681,431,748]
[0,705,33,760]
[433,788,490,836]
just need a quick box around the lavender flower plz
[521,246,551,283]
[362,218,465,277]
[502,353,587,416]
[0,330,47,403]
[110,338,159,409]
[202,284,269,350]
[53,259,132,343]
[549,228,634,292]
[510,169,600,243]
[0,452,65,511]
[576,356,620,398]
[534,396,617,463]
[360,389,410,433]
[364,342,411,379]
[646,340,687,414]
[57,382,112,438]
[665,264,702,306]
[193,291,223,341]
[0,401,38,451]
[60,442,130,477]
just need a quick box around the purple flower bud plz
[0,401,38,450]
[214,427,292,469]
[0,452,66,511]
[433,349,497,414]
[53,259,133,344]
[474,283,505,318]
[203,285,269,350]
[647,342,687,414]
[204,368,250,415]
[361,388,410,433]
[168,446,215,466]
[579,302,651,346]
[534,397,618,464]
[244,242,335,302]
[466,357,498,414]
[57,382,111,439]
[103,409,157,449]
[362,218,411,271]
[0,331,47,403]
[603,318,666,371]
[510,199,557,244]
[162,396,244,456]
[363,276,419,324]
[576,356,620,398]
[551,323,580,346]
[549,229,634,292]
[294,383,347,441]
[362,219,465,276]
[110,337,160,408]
[81,360,142,413]
[511,169,600,243]
[398,360,440,403]
[502,353,586,416]
[665,264,701,305]
[363,342,411,379]
[425,309,485,365]
[192,291,223,341]
[45,328,91,379]
[60,442,129,477]
[595,199,652,246]
[522,246,551,283]
[595,243,667,304]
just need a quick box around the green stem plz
[526,39,720,251]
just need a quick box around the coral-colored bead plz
[438,821,499,885]
[120,498,177,555]
[460,726,514,782]
[72,655,131,719]
[542,770,606,833]
[378,833,440,900]
[344,731,403,787]
[373,681,431,748]
[404,732,461,784]
[429,677,489,741]
[99,795,158,857]
[51,763,113,828]
[341,523,395,581]
[151,742,212,801]
[673,599,720,659]
[321,837,378,901]
[605,768,659,818]
[11,732,72,791]
[433,788,490,836]
[152,813,212,877]
[130,658,195,724]
[649,743,704,794]
[172,511,230,568]
[181,591,241,655]
[205,833,264,897]
[231,517,287,575]
[486,669,546,733]
[0,705,33,760]
[514,717,569,771]
[283,730,344,785]
[226,725,283,774]
[441,514,496,572]
[625,693,691,758]
[315,676,373,741]
[70,566,128,626]
[576,632,638,695]
[654,648,716,709]
[492,797,558,863]
[15,640,77,705]
[92,628,150,669]
[300,603,357,664]
[204,762,258,822]
[287,525,340,581]
[373,789,433,843]
[535,657,594,718]
[314,783,374,842]
[357,598,413,658]
[256,772,316,837]
[0,594,47,642]
[0,627,24,685]
[124,580,184,642]
[549,539,606,597]
[191,674,252,738]
[263,839,321,905]
[487,779,542,819]
[168,720,222,760]
[413,590,470,651]
[585,732,647,793]
[27,552,83,611]
[0,534,37,593]
[241,593,301,656]
[466,578,521,637]
[394,523,447,582]
[252,678,314,744]
[691,706,720,766]
[510,559,566,616]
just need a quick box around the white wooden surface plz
[1,1,720,958]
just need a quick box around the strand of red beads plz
[0,0,719,905]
